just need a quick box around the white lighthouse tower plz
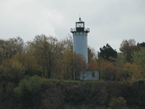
[71,18,99,81]
[71,18,90,64]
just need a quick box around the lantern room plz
[76,18,84,32]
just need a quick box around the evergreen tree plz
[99,43,117,61]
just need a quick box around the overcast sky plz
[0,0,145,53]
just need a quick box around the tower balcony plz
[70,28,76,33]
[71,28,90,33]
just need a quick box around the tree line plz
[0,35,145,83]
[0,35,96,83]
[98,39,145,81]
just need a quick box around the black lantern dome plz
[71,18,90,33]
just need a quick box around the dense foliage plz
[98,43,117,62]
[0,35,145,109]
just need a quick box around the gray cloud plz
[0,0,145,54]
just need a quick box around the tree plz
[97,57,124,81]
[26,35,60,79]
[116,53,127,63]
[88,61,99,71]
[60,51,73,80]
[88,47,96,63]
[124,62,142,81]
[13,52,43,77]
[99,43,117,61]
[59,35,73,53]
[120,39,134,55]
[101,62,119,81]
[52,58,62,79]
[131,47,145,66]
[73,53,88,80]
[109,53,130,81]
[0,58,25,84]
[14,75,42,109]
[137,42,145,47]
[0,37,24,59]
[60,51,87,80]
[119,39,140,63]
[131,47,145,79]
[0,39,5,64]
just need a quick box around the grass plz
[41,77,144,85]
[41,77,105,83]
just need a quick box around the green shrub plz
[133,79,145,85]
[14,75,42,109]
[123,70,131,80]
[122,79,133,86]
[0,82,3,94]
[0,59,25,84]
[42,82,65,109]
[100,106,106,109]
[100,72,106,80]
[6,82,15,92]
[108,96,127,109]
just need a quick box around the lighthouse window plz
[76,23,84,28]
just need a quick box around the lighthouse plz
[71,18,99,81]
[71,18,90,64]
